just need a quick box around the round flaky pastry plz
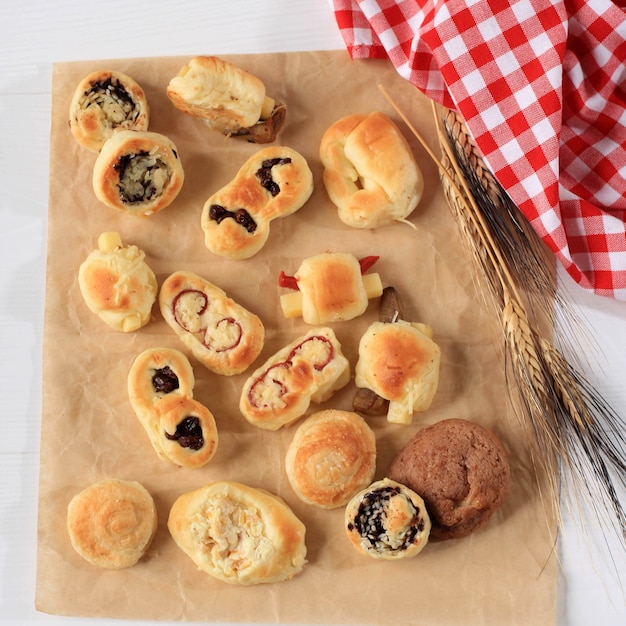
[285,409,376,509]
[69,69,150,152]
[93,130,184,217]
[67,479,158,569]
[344,478,431,560]
[168,481,307,585]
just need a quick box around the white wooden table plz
[1,1,624,624]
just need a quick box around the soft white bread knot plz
[320,111,424,229]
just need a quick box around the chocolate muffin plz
[389,418,511,540]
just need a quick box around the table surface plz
[1,1,625,624]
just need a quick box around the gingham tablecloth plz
[331,0,626,300]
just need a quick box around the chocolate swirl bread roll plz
[67,479,157,569]
[69,69,150,152]
[93,130,184,217]
[344,478,431,560]
[168,481,307,585]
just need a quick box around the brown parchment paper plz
[36,51,558,625]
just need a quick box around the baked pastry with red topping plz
[67,479,157,569]
[159,270,265,376]
[320,111,423,229]
[69,69,150,152]
[389,418,511,540]
[168,481,307,585]
[201,146,313,260]
[285,409,376,509]
[239,327,350,430]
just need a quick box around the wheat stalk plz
[379,85,626,549]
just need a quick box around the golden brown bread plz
[344,478,431,559]
[168,481,307,585]
[67,479,157,569]
[239,327,350,430]
[355,320,441,425]
[279,252,382,324]
[389,418,511,540]
[69,69,150,152]
[200,146,313,260]
[166,56,286,143]
[127,347,218,468]
[285,409,376,509]
[77,231,157,332]
[92,130,184,217]
[320,111,423,229]
[159,270,265,376]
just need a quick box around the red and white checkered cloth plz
[331,0,626,300]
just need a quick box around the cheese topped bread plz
[77,231,157,332]
[320,111,423,229]
[168,481,307,585]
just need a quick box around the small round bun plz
[344,478,431,559]
[285,409,376,509]
[67,479,157,569]
[389,418,511,540]
[93,130,184,217]
[69,69,150,152]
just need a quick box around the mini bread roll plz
[69,69,150,152]
[159,270,265,376]
[168,481,307,585]
[355,320,440,425]
[240,327,350,430]
[285,409,376,509]
[77,231,157,332]
[166,56,286,143]
[201,146,313,260]
[67,479,157,569]
[320,111,423,228]
[127,347,218,468]
[344,478,431,560]
[389,419,511,540]
[281,252,381,324]
[93,130,184,217]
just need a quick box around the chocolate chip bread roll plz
[168,481,307,585]
[128,348,218,468]
[201,146,313,260]
[69,69,150,152]
[286,409,376,509]
[344,478,431,560]
[67,479,157,569]
[93,130,184,217]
